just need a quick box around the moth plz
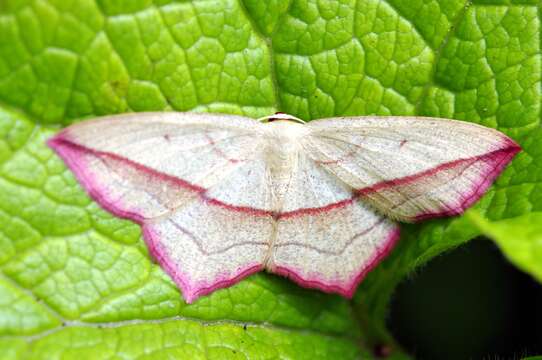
[48,112,520,303]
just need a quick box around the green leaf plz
[3,319,362,359]
[0,0,540,358]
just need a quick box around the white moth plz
[48,112,520,303]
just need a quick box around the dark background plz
[388,239,542,360]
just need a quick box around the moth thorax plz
[266,119,308,137]
[266,136,298,172]
[266,145,298,211]
[265,120,305,162]
[263,125,302,211]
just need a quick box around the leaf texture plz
[0,0,540,357]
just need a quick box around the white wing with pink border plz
[303,116,520,222]
[48,112,275,302]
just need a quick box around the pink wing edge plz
[47,131,521,303]
[273,226,401,298]
[353,137,521,222]
[48,132,264,303]
[412,138,521,221]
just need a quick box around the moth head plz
[259,114,310,142]
[257,112,306,124]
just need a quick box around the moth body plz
[262,120,310,211]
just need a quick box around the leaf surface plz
[0,0,540,357]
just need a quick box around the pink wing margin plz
[48,131,272,303]
[142,225,264,303]
[272,217,401,298]
[48,137,152,223]
[304,117,522,223]
[358,137,521,222]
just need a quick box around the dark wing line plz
[275,217,386,255]
[167,219,268,255]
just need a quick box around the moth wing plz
[303,116,520,222]
[145,200,273,303]
[263,151,400,297]
[48,112,269,220]
[48,112,275,303]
